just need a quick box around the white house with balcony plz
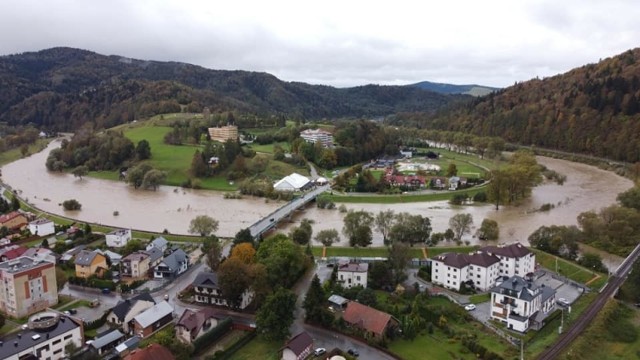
[106,228,132,248]
[337,262,368,289]
[490,275,556,332]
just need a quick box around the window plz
[477,275,480,278]
[435,269,438,272]
[54,349,62,355]
[64,335,72,340]
[53,339,61,345]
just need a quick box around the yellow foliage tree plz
[231,243,256,264]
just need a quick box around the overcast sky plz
[0,0,638,88]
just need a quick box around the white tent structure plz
[315,177,329,185]
[274,173,311,191]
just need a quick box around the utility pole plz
[520,338,524,360]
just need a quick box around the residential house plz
[153,249,188,278]
[0,257,58,318]
[28,218,55,236]
[107,293,156,333]
[0,245,27,261]
[490,275,556,332]
[23,247,58,264]
[0,313,83,360]
[122,252,151,278]
[125,343,175,360]
[281,331,313,360]
[0,211,28,230]
[208,125,238,143]
[430,176,448,190]
[483,243,536,278]
[300,128,333,147]
[143,247,163,267]
[90,329,125,356]
[342,301,399,341]
[448,176,467,190]
[97,249,123,266]
[175,308,219,343]
[74,250,108,279]
[193,272,253,309]
[106,228,132,248]
[132,301,174,338]
[146,237,168,252]
[60,245,86,263]
[337,262,368,289]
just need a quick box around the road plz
[537,242,640,360]
[249,184,330,238]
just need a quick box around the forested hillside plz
[0,47,465,131]
[395,48,640,163]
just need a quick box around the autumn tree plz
[314,229,340,247]
[388,212,432,246]
[449,213,473,242]
[230,243,256,264]
[190,150,208,178]
[446,163,458,177]
[188,215,219,237]
[375,210,395,245]
[218,257,251,309]
[476,219,499,240]
[202,236,223,271]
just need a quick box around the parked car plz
[314,348,326,356]
[69,308,78,315]
[101,288,111,294]
[347,348,360,357]
[557,298,570,307]
[464,304,476,311]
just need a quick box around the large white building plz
[273,173,311,192]
[431,243,536,292]
[106,228,132,248]
[490,276,556,332]
[28,218,55,236]
[337,262,369,289]
[0,312,83,360]
[300,129,333,147]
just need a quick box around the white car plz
[557,298,570,307]
[464,304,476,311]
[314,347,326,356]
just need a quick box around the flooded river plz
[1,139,632,267]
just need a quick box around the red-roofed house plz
[0,211,28,230]
[0,245,27,261]
[125,343,175,360]
[175,308,220,343]
[343,302,399,341]
[281,331,313,360]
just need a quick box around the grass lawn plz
[311,246,478,259]
[469,293,491,304]
[0,323,16,336]
[247,141,288,154]
[0,139,51,167]
[326,186,486,204]
[531,249,605,288]
[227,337,281,360]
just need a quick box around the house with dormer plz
[490,275,556,332]
[175,308,220,344]
[153,249,188,279]
[107,292,156,334]
[74,250,108,279]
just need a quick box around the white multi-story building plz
[490,276,556,332]
[431,252,500,291]
[337,262,368,289]
[106,228,132,248]
[28,218,55,236]
[431,243,536,293]
[300,129,333,147]
[483,243,535,278]
[0,312,83,360]
[0,257,58,318]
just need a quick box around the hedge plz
[193,317,232,354]
[211,331,257,360]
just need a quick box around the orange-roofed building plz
[0,211,28,230]
[125,343,175,360]
[342,301,399,341]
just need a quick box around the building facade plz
[208,125,238,143]
[106,228,132,248]
[490,276,555,332]
[300,129,333,147]
[122,252,151,278]
[74,250,108,279]
[28,218,55,236]
[337,262,369,289]
[0,257,58,318]
[483,243,536,278]
[192,272,253,309]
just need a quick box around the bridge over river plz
[249,184,331,240]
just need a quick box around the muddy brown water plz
[2,139,632,269]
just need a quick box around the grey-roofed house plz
[107,292,156,333]
[74,250,108,279]
[132,301,174,338]
[90,329,124,355]
[143,247,163,267]
[146,237,168,252]
[0,314,83,360]
[115,336,141,357]
[328,294,349,310]
[489,275,556,332]
[153,249,188,279]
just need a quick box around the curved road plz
[537,242,640,360]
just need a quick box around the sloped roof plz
[126,344,175,360]
[433,252,469,268]
[158,249,187,272]
[91,329,124,350]
[193,272,219,289]
[150,237,168,249]
[491,275,540,302]
[29,218,53,226]
[0,211,25,224]
[133,301,173,328]
[274,173,310,190]
[1,246,27,260]
[144,247,163,263]
[283,331,313,356]
[338,262,369,273]
[468,252,500,267]
[116,336,141,354]
[176,308,219,338]
[123,252,149,262]
[328,294,349,306]
[343,302,394,337]
[111,292,156,321]
[74,250,104,266]
[482,243,532,258]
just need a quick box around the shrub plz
[62,199,82,210]
[193,317,233,354]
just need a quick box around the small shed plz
[328,294,349,310]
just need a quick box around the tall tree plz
[190,150,208,177]
[218,257,251,309]
[256,234,307,288]
[126,163,153,189]
[342,210,374,247]
[72,165,88,180]
[314,229,340,247]
[375,210,395,245]
[230,243,256,264]
[388,241,412,285]
[256,288,297,341]
[476,219,499,241]
[135,139,151,160]
[389,212,432,246]
[202,236,223,271]
[303,275,333,326]
[449,213,473,242]
[188,215,219,237]
[141,169,166,190]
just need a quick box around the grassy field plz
[0,139,51,167]
[227,337,281,360]
[310,245,478,259]
[246,141,289,154]
[469,293,491,304]
[531,249,605,288]
[325,186,486,204]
